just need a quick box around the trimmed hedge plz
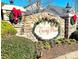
[1,20,17,36]
[69,30,78,41]
[1,36,36,59]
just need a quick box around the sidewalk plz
[53,51,78,59]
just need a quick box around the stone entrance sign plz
[23,11,64,41]
[32,20,60,40]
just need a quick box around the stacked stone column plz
[64,16,69,38]
[64,3,71,39]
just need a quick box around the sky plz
[1,0,77,9]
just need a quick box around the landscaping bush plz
[1,20,17,36]
[35,41,51,50]
[1,36,36,59]
[54,38,77,45]
[69,30,78,41]
[42,41,51,49]
[34,41,51,59]
[54,39,62,45]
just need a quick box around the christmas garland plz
[9,7,22,24]
[70,15,77,25]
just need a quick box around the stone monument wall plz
[23,11,65,40]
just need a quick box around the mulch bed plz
[40,43,78,59]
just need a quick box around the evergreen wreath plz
[9,8,22,24]
[32,18,60,40]
[70,15,77,25]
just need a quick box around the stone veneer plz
[16,11,76,41]
[22,11,65,40]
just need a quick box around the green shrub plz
[1,36,36,59]
[69,30,78,41]
[1,20,17,36]
[35,41,44,49]
[42,41,51,49]
[64,39,72,44]
[54,38,77,45]
[54,39,62,45]
[35,41,51,50]
[64,39,77,44]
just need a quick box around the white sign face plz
[34,21,59,40]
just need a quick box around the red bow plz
[72,15,77,23]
